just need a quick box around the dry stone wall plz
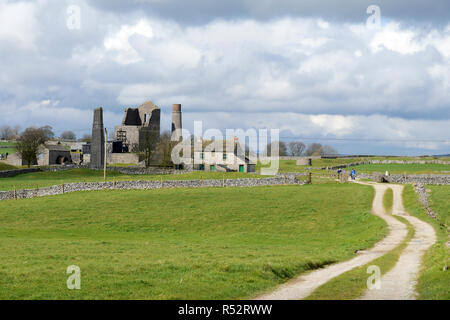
[0,175,307,201]
[0,168,41,178]
[357,173,450,185]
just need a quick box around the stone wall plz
[106,166,192,175]
[413,183,437,219]
[358,173,450,185]
[0,164,191,178]
[0,175,307,201]
[0,168,41,178]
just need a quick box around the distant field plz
[0,168,268,191]
[258,158,450,174]
[0,147,16,157]
[348,163,450,175]
[258,158,369,173]
[0,183,385,299]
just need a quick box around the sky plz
[0,0,449,155]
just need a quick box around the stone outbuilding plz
[37,144,72,166]
[7,143,72,166]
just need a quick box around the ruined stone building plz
[114,101,161,152]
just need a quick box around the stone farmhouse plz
[194,140,256,173]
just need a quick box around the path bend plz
[255,182,407,300]
[359,184,436,300]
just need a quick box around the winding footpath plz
[359,184,436,300]
[255,182,436,300]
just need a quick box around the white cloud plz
[0,1,39,49]
[369,23,425,55]
[104,19,154,64]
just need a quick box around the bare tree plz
[15,127,48,167]
[304,143,338,156]
[288,141,306,156]
[304,143,323,156]
[0,125,20,140]
[157,131,175,167]
[0,126,12,140]
[60,131,76,141]
[265,141,288,156]
[320,145,338,156]
[40,125,55,140]
[139,130,160,168]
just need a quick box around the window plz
[200,152,204,159]
[223,153,227,160]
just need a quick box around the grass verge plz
[403,184,449,300]
[383,187,393,214]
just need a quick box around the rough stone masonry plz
[91,107,105,169]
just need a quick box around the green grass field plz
[0,184,387,299]
[349,163,450,175]
[0,169,267,191]
[0,148,16,157]
[258,159,450,175]
[403,185,449,300]
[258,158,370,173]
[0,141,17,157]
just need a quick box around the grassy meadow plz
[258,159,450,175]
[0,184,387,299]
[348,163,450,175]
[0,141,17,157]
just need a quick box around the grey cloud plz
[1,0,449,155]
[89,0,450,26]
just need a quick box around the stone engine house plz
[114,101,161,152]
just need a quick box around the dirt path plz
[255,183,408,300]
[359,184,436,300]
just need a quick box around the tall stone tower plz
[91,107,105,169]
[171,104,182,141]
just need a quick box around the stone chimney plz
[171,104,182,141]
[91,107,104,169]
